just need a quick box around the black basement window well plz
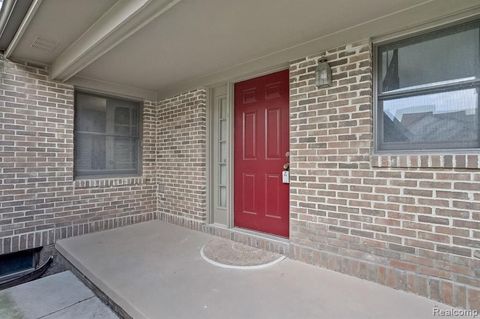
[0,249,39,280]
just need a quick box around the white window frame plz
[373,19,480,154]
[74,91,143,179]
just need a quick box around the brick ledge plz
[371,154,480,169]
[73,177,155,188]
[0,212,156,255]
[290,243,480,310]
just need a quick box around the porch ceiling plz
[76,0,426,93]
[5,0,480,99]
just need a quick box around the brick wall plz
[156,89,207,222]
[289,41,480,309]
[0,56,156,255]
[2,40,480,310]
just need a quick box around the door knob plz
[283,163,289,170]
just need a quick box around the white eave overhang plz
[50,0,180,82]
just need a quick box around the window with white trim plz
[74,92,141,178]
[375,21,480,151]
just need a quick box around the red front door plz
[234,70,289,237]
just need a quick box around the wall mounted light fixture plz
[315,58,332,88]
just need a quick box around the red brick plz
[440,281,453,305]
[453,285,467,308]
[468,288,480,310]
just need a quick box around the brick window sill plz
[73,176,154,188]
[370,154,480,169]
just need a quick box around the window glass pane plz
[75,134,106,171]
[219,186,227,208]
[219,119,227,141]
[114,107,130,125]
[113,137,138,170]
[219,141,227,163]
[115,125,131,135]
[379,24,479,93]
[381,88,479,148]
[219,97,227,119]
[219,164,226,186]
[132,110,139,136]
[76,94,106,133]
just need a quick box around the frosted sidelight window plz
[217,97,228,208]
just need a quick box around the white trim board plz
[68,74,158,101]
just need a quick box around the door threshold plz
[204,223,290,255]
[232,227,289,244]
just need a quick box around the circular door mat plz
[200,238,285,269]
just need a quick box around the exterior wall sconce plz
[315,58,332,88]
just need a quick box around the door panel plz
[243,112,257,159]
[234,69,289,237]
[265,174,280,218]
[242,173,256,214]
[266,108,281,159]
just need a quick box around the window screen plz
[74,92,141,177]
[376,21,480,151]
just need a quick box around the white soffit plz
[73,0,480,99]
[11,0,118,64]
[8,0,480,100]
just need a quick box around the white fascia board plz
[50,0,181,82]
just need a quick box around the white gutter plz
[0,0,16,39]
[4,0,42,58]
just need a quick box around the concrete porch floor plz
[0,271,117,319]
[56,221,458,319]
